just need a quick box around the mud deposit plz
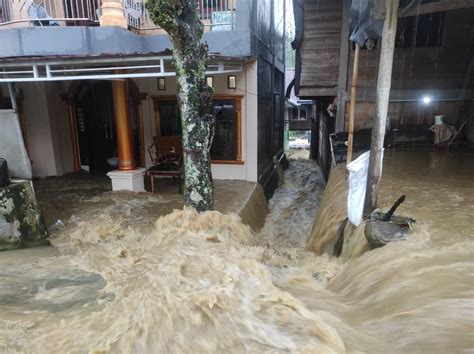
[1,148,473,353]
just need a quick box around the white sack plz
[346,151,370,226]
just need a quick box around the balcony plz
[0,0,236,32]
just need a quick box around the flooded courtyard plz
[0,147,473,353]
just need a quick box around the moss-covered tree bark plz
[147,0,215,211]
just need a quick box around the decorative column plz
[107,79,146,192]
[112,79,135,171]
[99,0,127,28]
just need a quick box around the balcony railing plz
[0,0,235,30]
[0,0,101,27]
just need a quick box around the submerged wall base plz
[0,180,48,251]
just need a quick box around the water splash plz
[1,148,473,353]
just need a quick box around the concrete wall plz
[18,82,73,177]
[0,110,31,179]
[45,82,74,176]
[20,82,56,177]
[134,61,258,182]
[0,23,253,59]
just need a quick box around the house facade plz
[293,0,474,177]
[0,0,286,196]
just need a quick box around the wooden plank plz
[304,21,342,31]
[304,11,343,21]
[301,41,342,50]
[300,70,340,80]
[304,1,342,12]
[301,76,340,88]
[300,87,337,98]
[300,51,341,60]
[304,13,342,23]
[336,0,350,132]
[301,69,339,78]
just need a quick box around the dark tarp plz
[349,0,385,46]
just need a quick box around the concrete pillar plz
[107,79,145,192]
[99,0,127,28]
[112,79,135,171]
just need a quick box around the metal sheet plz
[349,0,385,46]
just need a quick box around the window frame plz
[151,94,244,165]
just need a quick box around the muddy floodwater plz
[0,147,473,353]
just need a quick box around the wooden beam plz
[299,87,338,97]
[336,0,351,133]
[399,0,474,17]
[235,98,243,163]
[365,0,400,215]
[347,44,360,164]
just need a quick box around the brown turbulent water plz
[0,148,473,353]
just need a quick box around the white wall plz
[134,61,258,182]
[45,81,74,176]
[0,109,32,179]
[20,82,57,177]
[19,81,74,178]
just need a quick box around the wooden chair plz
[147,136,183,194]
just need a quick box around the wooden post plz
[309,103,319,161]
[65,99,81,171]
[364,0,400,215]
[346,44,360,165]
[335,0,351,133]
[112,78,136,171]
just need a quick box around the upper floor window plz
[396,12,445,48]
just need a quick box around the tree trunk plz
[363,0,399,215]
[147,0,215,212]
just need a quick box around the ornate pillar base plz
[99,0,127,28]
[107,168,146,192]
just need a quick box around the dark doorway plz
[74,81,141,174]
